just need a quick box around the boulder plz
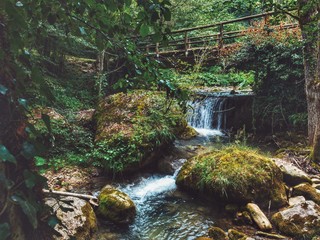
[46,197,97,240]
[246,203,272,231]
[208,226,228,240]
[273,158,312,186]
[293,183,320,205]
[272,200,320,239]
[176,146,287,208]
[98,185,136,224]
[94,91,188,172]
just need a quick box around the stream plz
[95,95,229,240]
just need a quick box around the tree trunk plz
[298,0,320,163]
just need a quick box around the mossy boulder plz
[208,227,228,240]
[293,183,320,205]
[93,90,188,172]
[272,200,320,239]
[176,146,287,208]
[98,185,136,224]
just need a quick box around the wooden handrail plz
[170,11,274,34]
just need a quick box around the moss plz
[176,145,287,207]
[228,229,247,240]
[93,90,187,172]
[208,227,227,240]
[98,186,136,224]
[293,183,320,205]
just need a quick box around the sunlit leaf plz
[34,156,46,167]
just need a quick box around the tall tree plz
[297,0,319,162]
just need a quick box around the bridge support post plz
[218,24,224,50]
[184,31,189,56]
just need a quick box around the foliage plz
[160,66,254,90]
[92,90,186,172]
[229,25,306,132]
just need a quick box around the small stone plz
[208,226,227,240]
[288,196,306,206]
[234,211,253,225]
[246,203,272,231]
[228,229,247,240]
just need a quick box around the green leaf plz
[140,24,150,37]
[0,172,14,190]
[0,145,17,164]
[0,84,8,95]
[21,142,36,160]
[0,223,10,240]
[11,194,38,228]
[18,98,28,109]
[23,170,37,189]
[47,216,60,228]
[79,27,86,35]
[34,156,46,167]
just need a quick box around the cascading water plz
[96,159,219,240]
[187,96,227,136]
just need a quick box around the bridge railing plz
[138,11,298,56]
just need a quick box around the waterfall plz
[187,97,226,136]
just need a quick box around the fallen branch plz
[43,189,99,206]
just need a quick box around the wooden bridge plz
[138,12,298,67]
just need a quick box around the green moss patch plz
[93,90,188,172]
[176,145,287,207]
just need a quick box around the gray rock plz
[273,158,312,186]
[46,196,97,240]
[272,200,320,238]
[288,196,306,206]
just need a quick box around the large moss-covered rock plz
[272,200,320,239]
[46,197,97,240]
[176,146,287,207]
[98,185,136,224]
[94,90,188,172]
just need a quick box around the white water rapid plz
[98,159,217,240]
[187,97,226,137]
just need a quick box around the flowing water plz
[187,96,227,138]
[95,95,228,239]
[96,160,221,240]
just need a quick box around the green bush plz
[230,30,306,133]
